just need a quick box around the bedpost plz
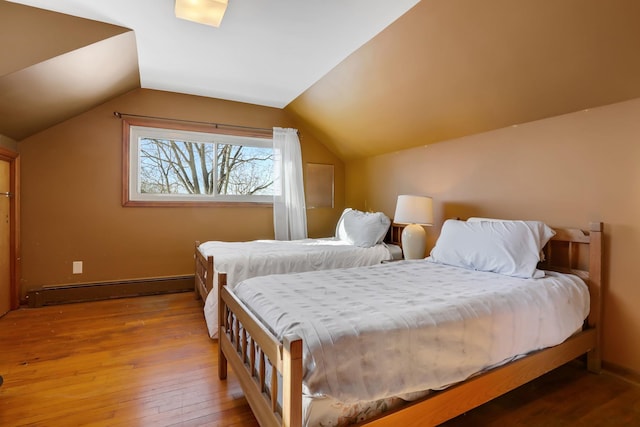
[282,335,303,427]
[218,272,228,380]
[587,222,603,373]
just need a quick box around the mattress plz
[231,260,589,424]
[200,238,397,338]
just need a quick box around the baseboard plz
[603,361,640,385]
[26,275,195,308]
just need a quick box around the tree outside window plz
[123,121,274,206]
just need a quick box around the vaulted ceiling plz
[3,0,640,159]
[0,1,139,141]
[0,0,417,142]
[287,0,640,159]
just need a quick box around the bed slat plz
[250,339,256,374]
[259,349,266,393]
[271,365,278,413]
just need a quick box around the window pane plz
[216,144,274,196]
[139,138,214,195]
[125,122,274,205]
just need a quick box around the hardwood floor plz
[441,362,640,427]
[0,292,258,427]
[1,292,639,426]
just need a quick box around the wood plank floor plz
[1,292,639,426]
[0,292,259,427]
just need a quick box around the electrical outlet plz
[72,261,83,274]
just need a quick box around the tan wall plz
[346,97,640,377]
[18,89,344,295]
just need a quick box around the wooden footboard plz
[219,285,303,427]
[194,241,214,302]
[218,222,603,427]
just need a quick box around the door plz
[0,158,10,317]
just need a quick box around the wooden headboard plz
[539,222,603,371]
[539,222,602,281]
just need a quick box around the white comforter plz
[231,260,590,403]
[201,238,395,338]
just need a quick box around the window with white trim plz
[124,122,274,206]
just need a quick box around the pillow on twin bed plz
[466,217,556,252]
[427,219,555,278]
[335,208,391,248]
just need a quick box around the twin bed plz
[194,209,401,338]
[213,219,603,426]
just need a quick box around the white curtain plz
[273,127,307,240]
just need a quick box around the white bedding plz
[201,238,397,338]
[231,260,590,405]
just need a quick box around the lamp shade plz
[393,195,434,226]
[175,0,228,27]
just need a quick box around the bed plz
[195,209,402,338]
[217,219,603,427]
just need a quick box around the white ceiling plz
[7,0,420,108]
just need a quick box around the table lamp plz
[393,195,434,259]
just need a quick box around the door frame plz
[0,146,20,310]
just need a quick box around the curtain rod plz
[113,111,275,134]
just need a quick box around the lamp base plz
[401,224,427,259]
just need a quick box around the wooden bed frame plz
[216,222,603,427]
[194,240,213,302]
[194,225,404,303]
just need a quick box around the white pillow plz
[335,208,391,248]
[427,219,556,278]
[466,217,555,250]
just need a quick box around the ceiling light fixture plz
[175,0,228,27]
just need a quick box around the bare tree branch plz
[138,137,273,197]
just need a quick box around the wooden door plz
[0,158,10,317]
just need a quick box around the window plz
[123,118,274,206]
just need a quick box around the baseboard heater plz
[26,275,194,308]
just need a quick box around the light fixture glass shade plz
[393,195,434,259]
[175,0,228,27]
